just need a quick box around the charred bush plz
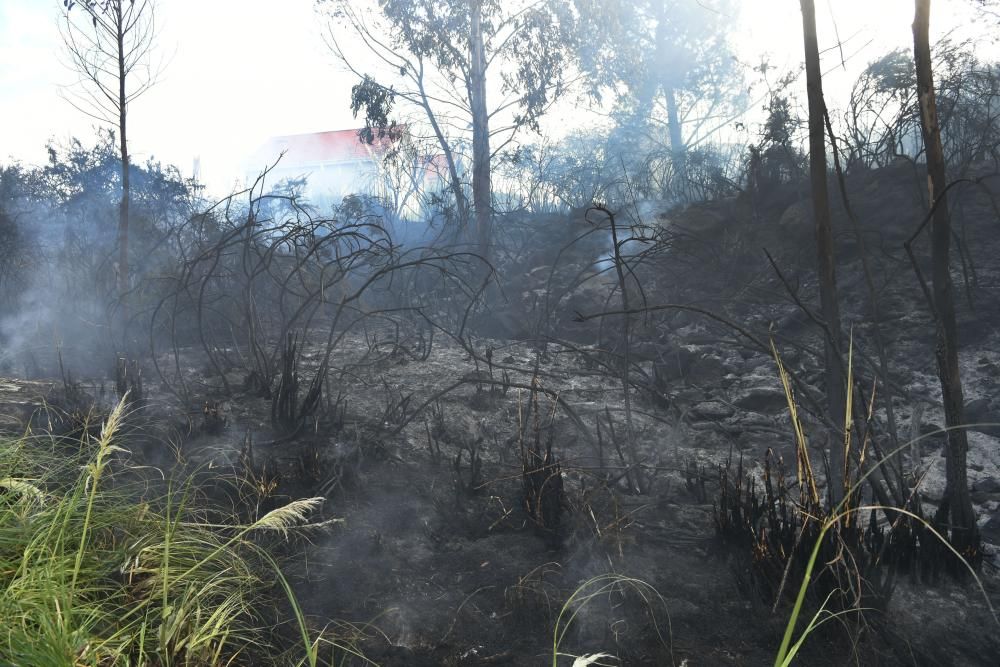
[378,377,412,428]
[115,357,144,404]
[271,332,327,434]
[201,399,227,434]
[149,164,490,416]
[714,442,977,655]
[237,430,281,516]
[453,440,483,500]
[520,383,566,547]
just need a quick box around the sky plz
[0,0,986,195]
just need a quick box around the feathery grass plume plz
[72,395,129,596]
[250,497,326,539]
[572,653,618,666]
[0,478,47,508]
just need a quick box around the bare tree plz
[322,0,582,260]
[799,0,846,501]
[912,0,979,559]
[60,0,159,331]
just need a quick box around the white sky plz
[0,0,985,195]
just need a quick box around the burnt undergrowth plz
[4,135,1000,665]
[714,344,989,663]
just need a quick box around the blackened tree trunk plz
[800,0,846,502]
[469,0,492,260]
[912,0,979,558]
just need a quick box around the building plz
[246,127,447,219]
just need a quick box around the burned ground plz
[3,161,1000,665]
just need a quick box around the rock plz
[653,347,732,387]
[688,400,735,422]
[964,398,1000,437]
[687,354,732,385]
[663,597,700,617]
[733,386,788,413]
[887,583,1000,665]
[777,200,809,232]
[652,350,696,386]
[921,422,945,435]
[973,477,1000,494]
[966,397,991,415]
[981,514,1000,544]
[719,373,738,389]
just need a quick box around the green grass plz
[0,398,334,666]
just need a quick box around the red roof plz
[251,128,400,167]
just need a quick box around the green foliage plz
[327,0,585,149]
[496,127,743,214]
[351,76,401,145]
[373,0,579,129]
[580,1,746,144]
[0,186,24,308]
[0,134,208,373]
[0,400,327,665]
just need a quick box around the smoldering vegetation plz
[4,1,1000,665]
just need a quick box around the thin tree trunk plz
[469,0,492,259]
[116,1,130,340]
[800,0,846,502]
[912,0,979,557]
[417,66,469,229]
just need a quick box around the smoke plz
[0,133,195,379]
[0,201,116,378]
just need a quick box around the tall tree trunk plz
[663,85,686,200]
[636,4,666,123]
[638,3,690,200]
[913,0,979,558]
[116,1,131,341]
[800,0,846,502]
[643,3,687,201]
[469,0,492,260]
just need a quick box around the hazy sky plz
[0,0,982,195]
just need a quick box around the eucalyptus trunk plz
[469,0,492,260]
[913,0,979,558]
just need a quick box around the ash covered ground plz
[3,161,1000,665]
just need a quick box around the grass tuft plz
[0,398,339,666]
